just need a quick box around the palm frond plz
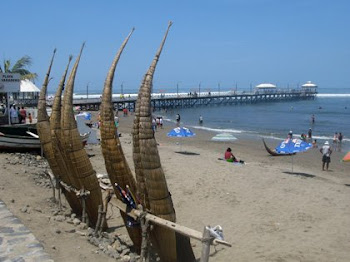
[21,73,38,81]
[4,60,11,73]
[11,56,32,72]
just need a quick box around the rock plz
[55,228,61,234]
[36,155,42,161]
[111,251,120,259]
[10,199,15,203]
[71,213,77,219]
[75,230,86,236]
[55,215,66,222]
[51,245,56,250]
[65,228,76,233]
[121,255,131,262]
[21,206,27,213]
[34,207,42,213]
[52,210,59,216]
[121,248,130,256]
[79,222,87,230]
[87,227,94,236]
[73,218,81,226]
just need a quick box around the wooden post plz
[200,226,214,262]
[95,204,102,235]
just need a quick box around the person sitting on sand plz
[224,147,244,164]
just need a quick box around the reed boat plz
[262,138,295,156]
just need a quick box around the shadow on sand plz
[175,151,200,156]
[283,171,316,178]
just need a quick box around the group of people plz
[7,105,31,124]
[152,116,164,132]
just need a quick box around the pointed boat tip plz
[53,48,57,54]
[68,55,73,61]
[168,21,173,27]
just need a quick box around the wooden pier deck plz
[70,89,317,112]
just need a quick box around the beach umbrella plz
[342,151,350,162]
[211,133,237,142]
[167,126,196,137]
[167,127,196,153]
[275,138,312,172]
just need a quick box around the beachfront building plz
[11,80,40,106]
[255,83,277,94]
[301,81,318,93]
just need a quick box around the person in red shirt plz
[224,147,244,164]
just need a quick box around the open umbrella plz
[211,133,237,142]
[167,127,196,154]
[275,138,312,172]
[342,151,350,162]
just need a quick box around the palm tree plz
[0,56,38,81]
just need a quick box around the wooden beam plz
[111,198,232,247]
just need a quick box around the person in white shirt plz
[10,105,19,124]
[320,141,332,171]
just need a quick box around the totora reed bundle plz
[36,49,80,213]
[61,43,103,227]
[49,55,82,215]
[100,28,142,252]
[134,21,195,262]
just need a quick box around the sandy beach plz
[1,112,350,262]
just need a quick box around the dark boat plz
[262,138,295,156]
[0,124,40,151]
[0,124,90,151]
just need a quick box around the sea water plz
[161,88,350,150]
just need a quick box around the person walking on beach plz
[308,128,312,139]
[199,115,203,125]
[176,114,180,126]
[10,105,18,124]
[320,141,332,171]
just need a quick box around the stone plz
[36,156,42,161]
[71,213,77,219]
[121,248,130,256]
[121,255,131,262]
[55,215,66,222]
[52,245,56,250]
[79,222,87,230]
[21,206,27,213]
[10,199,15,203]
[73,218,81,226]
[54,228,61,234]
[34,207,42,213]
[65,228,76,233]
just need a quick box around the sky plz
[2,0,350,94]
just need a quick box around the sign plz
[0,73,21,92]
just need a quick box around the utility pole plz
[121,82,124,96]
[218,82,220,96]
[199,82,201,97]
[86,82,89,99]
[177,82,180,97]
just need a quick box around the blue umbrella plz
[275,138,312,154]
[167,127,195,137]
[275,138,312,172]
[167,127,196,153]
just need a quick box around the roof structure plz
[20,79,40,93]
[301,81,317,88]
[255,83,277,89]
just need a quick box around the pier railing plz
[50,89,317,111]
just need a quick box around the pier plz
[71,89,317,112]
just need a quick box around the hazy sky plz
[2,0,350,93]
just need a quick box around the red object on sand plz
[342,151,350,162]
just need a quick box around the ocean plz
[160,88,350,151]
